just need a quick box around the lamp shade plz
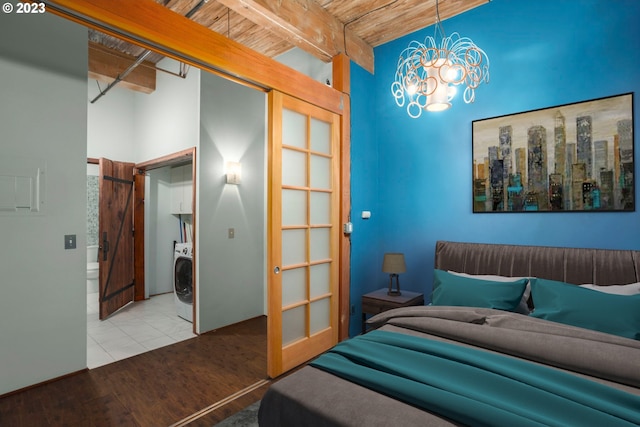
[382,253,406,274]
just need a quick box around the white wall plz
[87,82,136,161]
[0,13,88,395]
[134,58,200,163]
[275,48,333,86]
[197,71,266,333]
[132,57,266,333]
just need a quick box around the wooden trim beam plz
[89,41,156,94]
[332,53,351,341]
[217,0,374,73]
[44,0,344,115]
[133,170,146,302]
[135,147,194,170]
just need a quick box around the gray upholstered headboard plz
[434,241,640,286]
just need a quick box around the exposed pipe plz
[185,0,208,19]
[156,64,188,79]
[90,0,208,103]
[90,50,152,103]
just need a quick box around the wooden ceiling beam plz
[346,0,490,47]
[88,41,156,94]
[216,0,375,73]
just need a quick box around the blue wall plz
[349,0,640,336]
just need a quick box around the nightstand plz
[361,288,424,334]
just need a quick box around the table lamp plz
[382,253,406,296]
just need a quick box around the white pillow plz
[579,282,640,295]
[447,271,531,314]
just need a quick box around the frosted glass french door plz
[267,91,340,378]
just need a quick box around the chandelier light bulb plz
[425,66,451,112]
[444,64,463,82]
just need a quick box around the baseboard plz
[0,368,89,399]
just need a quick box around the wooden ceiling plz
[88,0,489,94]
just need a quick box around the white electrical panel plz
[0,156,46,214]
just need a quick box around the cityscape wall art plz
[472,93,634,213]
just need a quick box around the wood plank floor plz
[0,316,268,427]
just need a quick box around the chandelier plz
[391,0,490,119]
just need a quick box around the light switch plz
[64,234,76,249]
[228,228,235,239]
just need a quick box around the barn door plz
[98,158,135,320]
[267,91,340,377]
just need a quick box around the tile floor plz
[87,288,197,369]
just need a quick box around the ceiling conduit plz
[90,0,208,103]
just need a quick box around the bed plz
[258,241,640,426]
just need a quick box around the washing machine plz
[173,242,193,322]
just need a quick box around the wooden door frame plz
[135,147,197,333]
[67,0,352,337]
[333,54,351,342]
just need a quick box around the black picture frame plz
[472,93,634,213]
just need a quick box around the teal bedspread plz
[310,330,640,427]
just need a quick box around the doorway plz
[136,148,197,326]
[80,19,349,378]
[86,148,198,368]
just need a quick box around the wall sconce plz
[225,161,241,185]
[382,253,406,296]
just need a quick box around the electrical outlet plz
[350,304,356,315]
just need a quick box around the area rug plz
[214,401,260,427]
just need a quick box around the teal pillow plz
[432,269,528,312]
[530,278,640,340]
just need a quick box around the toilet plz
[87,245,99,293]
